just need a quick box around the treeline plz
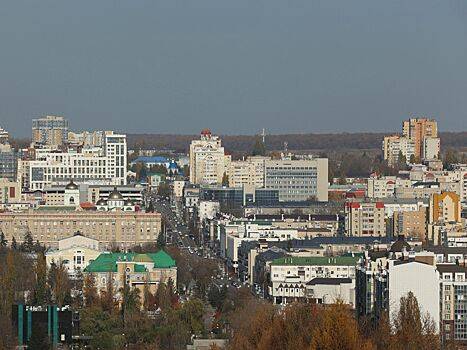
[225,292,445,350]
[127,132,467,153]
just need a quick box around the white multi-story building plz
[383,135,415,166]
[21,131,127,191]
[422,137,440,160]
[189,129,231,185]
[269,256,359,305]
[264,158,328,202]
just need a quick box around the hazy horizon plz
[2,0,467,137]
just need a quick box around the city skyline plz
[2,0,467,137]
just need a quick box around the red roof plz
[80,202,96,209]
[375,202,385,209]
[201,128,212,135]
[345,202,361,209]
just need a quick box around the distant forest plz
[127,131,467,154]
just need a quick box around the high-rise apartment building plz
[402,118,438,159]
[344,201,386,236]
[382,135,415,166]
[32,115,69,147]
[383,118,440,165]
[264,158,328,202]
[189,129,231,185]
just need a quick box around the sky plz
[1,0,467,137]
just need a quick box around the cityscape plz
[0,115,466,349]
[2,1,467,349]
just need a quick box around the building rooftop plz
[306,277,353,285]
[271,256,359,266]
[84,250,176,273]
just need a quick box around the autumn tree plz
[310,302,374,350]
[100,272,117,313]
[48,260,71,306]
[392,291,439,350]
[83,273,98,307]
[32,252,49,305]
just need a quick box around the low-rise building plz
[269,256,359,305]
[84,251,177,306]
[0,209,162,249]
[45,233,102,278]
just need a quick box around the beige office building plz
[0,209,162,248]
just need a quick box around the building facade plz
[0,210,161,248]
[189,129,231,185]
[32,115,69,147]
[264,159,328,202]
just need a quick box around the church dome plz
[108,187,124,200]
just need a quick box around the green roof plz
[271,256,359,266]
[84,250,176,273]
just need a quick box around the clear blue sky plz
[1,0,467,137]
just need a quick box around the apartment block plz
[32,115,69,147]
[269,256,358,305]
[345,201,386,236]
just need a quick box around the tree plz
[32,253,49,305]
[157,232,166,249]
[310,302,373,350]
[251,138,266,156]
[48,260,71,306]
[158,182,171,198]
[11,236,17,250]
[221,172,229,187]
[21,230,34,252]
[146,201,155,213]
[83,273,98,307]
[0,230,7,249]
[392,291,439,350]
[100,273,116,313]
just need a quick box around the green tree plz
[0,230,7,249]
[21,230,34,252]
[146,201,155,213]
[157,232,166,249]
[222,172,229,187]
[251,138,266,156]
[11,236,17,250]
